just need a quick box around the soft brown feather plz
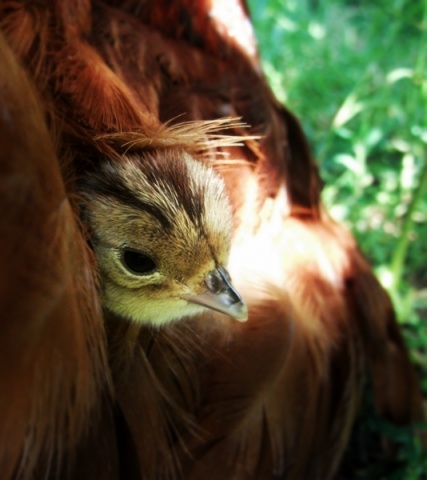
[0,1,423,479]
[0,30,110,479]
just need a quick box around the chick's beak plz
[183,267,248,322]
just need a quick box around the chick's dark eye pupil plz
[122,249,156,275]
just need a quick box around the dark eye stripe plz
[78,170,172,229]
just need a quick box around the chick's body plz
[79,148,246,325]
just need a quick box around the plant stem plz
[390,1,427,295]
[390,158,427,293]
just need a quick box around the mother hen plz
[0,0,423,479]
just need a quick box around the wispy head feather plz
[94,117,260,159]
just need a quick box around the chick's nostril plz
[205,271,224,294]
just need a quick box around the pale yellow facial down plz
[79,150,235,326]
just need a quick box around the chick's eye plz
[121,248,157,275]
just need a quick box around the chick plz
[78,148,248,326]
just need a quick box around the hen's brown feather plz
[0,0,423,479]
[0,30,110,479]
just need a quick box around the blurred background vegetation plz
[247,0,427,477]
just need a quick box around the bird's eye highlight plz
[121,248,157,275]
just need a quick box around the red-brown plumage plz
[0,1,423,479]
[0,30,109,479]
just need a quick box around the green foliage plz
[247,0,427,477]
[336,385,427,479]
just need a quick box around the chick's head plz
[79,149,247,326]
